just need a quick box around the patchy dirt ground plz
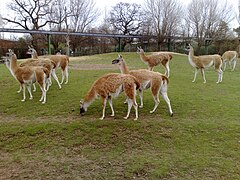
[0,113,157,179]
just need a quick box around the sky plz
[0,0,239,38]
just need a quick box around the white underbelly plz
[56,62,61,68]
[204,61,214,68]
[142,80,151,89]
[24,74,36,84]
[110,85,123,98]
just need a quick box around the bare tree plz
[69,0,100,32]
[109,2,142,35]
[109,2,143,51]
[2,0,58,48]
[238,0,240,24]
[234,0,240,37]
[48,0,69,31]
[48,0,70,53]
[2,0,99,54]
[0,14,5,39]
[144,0,183,50]
[0,14,4,27]
[65,0,100,54]
[187,0,234,52]
[2,0,56,30]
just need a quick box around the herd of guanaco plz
[1,47,69,104]
[1,45,239,120]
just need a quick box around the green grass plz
[0,52,239,179]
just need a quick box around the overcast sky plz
[0,0,239,38]
[1,0,238,24]
[1,0,239,15]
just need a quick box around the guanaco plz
[222,50,238,71]
[6,50,49,103]
[80,73,140,120]
[137,47,172,77]
[25,46,62,89]
[112,55,173,116]
[188,44,223,83]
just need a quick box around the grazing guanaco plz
[188,44,223,83]
[112,55,173,116]
[222,50,238,71]
[6,50,49,103]
[80,73,140,120]
[137,47,172,77]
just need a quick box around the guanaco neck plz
[32,50,38,59]
[9,54,19,80]
[139,51,149,63]
[120,60,130,74]
[9,54,18,73]
[83,87,97,109]
[188,47,195,60]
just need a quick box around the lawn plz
[0,52,239,179]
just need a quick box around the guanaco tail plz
[221,50,238,71]
[80,73,140,120]
[112,55,173,116]
[137,47,172,77]
[26,46,62,89]
[188,44,223,83]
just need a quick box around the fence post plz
[167,38,171,51]
[118,37,121,52]
[47,34,51,55]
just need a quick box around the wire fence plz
[0,28,239,58]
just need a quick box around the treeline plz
[1,0,240,57]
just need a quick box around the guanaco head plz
[26,46,35,55]
[80,100,86,115]
[0,57,4,64]
[1,50,12,65]
[112,54,124,65]
[186,44,193,50]
[0,55,7,64]
[136,46,144,54]
[6,49,16,60]
[7,49,14,54]
[0,56,10,66]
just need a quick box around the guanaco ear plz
[0,56,5,62]
[80,100,84,106]
[118,54,123,59]
[6,49,13,56]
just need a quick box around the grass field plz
[0,52,239,179]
